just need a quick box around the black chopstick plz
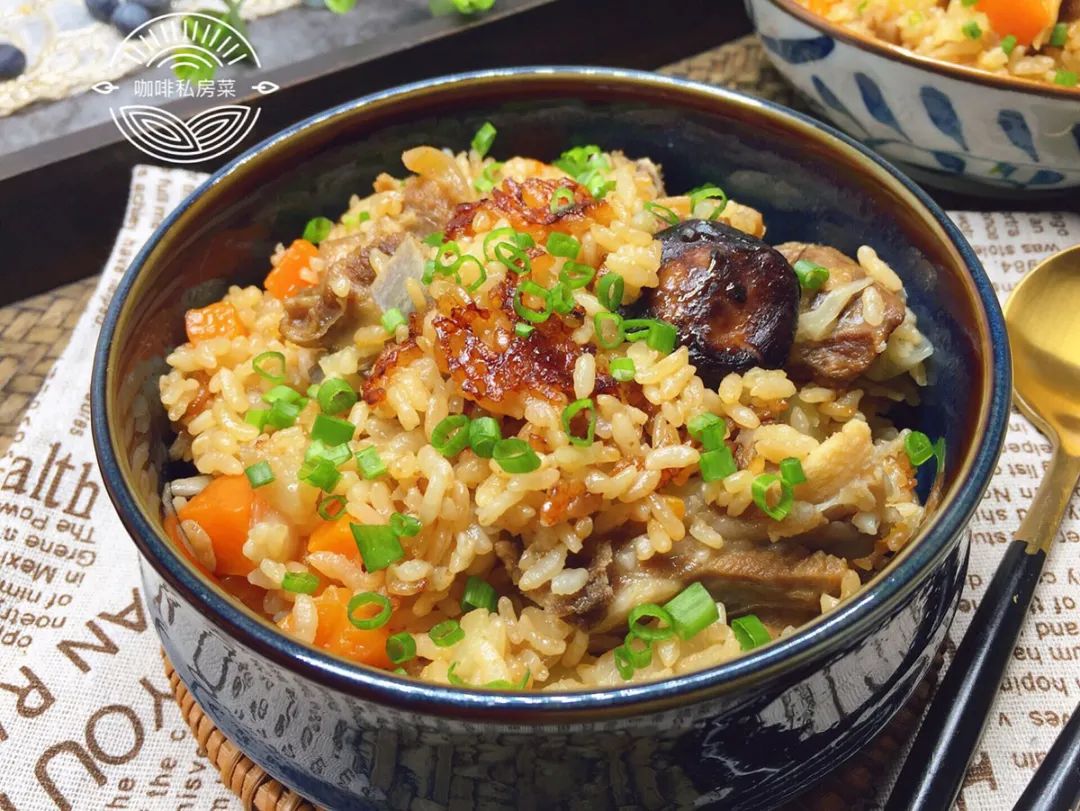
[1012,701,1080,811]
[884,539,1047,811]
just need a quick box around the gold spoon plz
[886,244,1080,811]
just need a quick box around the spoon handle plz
[885,449,1080,811]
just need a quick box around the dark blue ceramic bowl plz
[92,67,1010,810]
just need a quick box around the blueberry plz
[0,44,26,80]
[111,2,152,34]
[131,0,170,13]
[85,0,118,22]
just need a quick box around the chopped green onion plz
[688,183,728,220]
[553,144,614,200]
[461,575,498,613]
[1000,34,1017,55]
[421,261,436,285]
[317,378,357,416]
[299,455,341,492]
[483,227,534,261]
[960,0,976,5]
[545,232,580,259]
[386,632,416,664]
[244,461,274,488]
[934,437,946,475]
[245,408,269,430]
[623,318,678,353]
[447,661,466,685]
[663,582,719,640]
[699,421,726,452]
[431,414,471,457]
[307,383,321,399]
[699,447,737,482]
[468,416,501,458]
[550,186,576,214]
[392,667,407,676]
[623,633,652,668]
[643,201,680,226]
[793,259,829,291]
[961,20,981,39]
[311,414,355,446]
[561,398,596,447]
[266,399,301,430]
[432,242,464,279]
[474,161,502,193]
[1050,22,1068,48]
[347,592,392,629]
[514,322,535,338]
[302,217,333,244]
[341,210,370,228]
[751,473,794,521]
[610,357,635,382]
[549,282,575,315]
[471,121,497,158]
[355,446,387,480]
[594,311,625,349]
[513,280,553,324]
[628,603,675,641]
[494,242,532,275]
[282,571,319,594]
[423,231,446,247]
[492,437,541,473]
[455,255,487,293]
[306,439,351,468]
[780,457,806,485]
[688,413,723,441]
[560,261,596,289]
[317,494,346,521]
[1054,70,1078,87]
[904,431,935,466]
[350,524,404,571]
[613,644,635,680]
[597,273,624,311]
[263,384,303,405]
[731,614,772,651]
[646,321,677,353]
[381,307,406,334]
[390,512,422,538]
[252,351,286,383]
[430,619,465,647]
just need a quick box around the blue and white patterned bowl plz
[746,0,1080,192]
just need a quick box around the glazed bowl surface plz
[92,67,1010,810]
[747,0,1080,192]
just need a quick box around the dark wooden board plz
[0,0,752,304]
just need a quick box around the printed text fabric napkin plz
[1,167,1077,810]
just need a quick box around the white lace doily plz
[0,0,299,116]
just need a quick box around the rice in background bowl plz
[748,0,1080,191]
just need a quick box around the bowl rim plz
[92,65,1011,721]
[757,0,1080,100]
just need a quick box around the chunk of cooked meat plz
[776,243,905,386]
[402,175,459,237]
[430,276,618,417]
[496,538,615,626]
[445,177,612,240]
[501,525,853,632]
[1061,0,1080,21]
[644,219,800,386]
[281,234,402,348]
